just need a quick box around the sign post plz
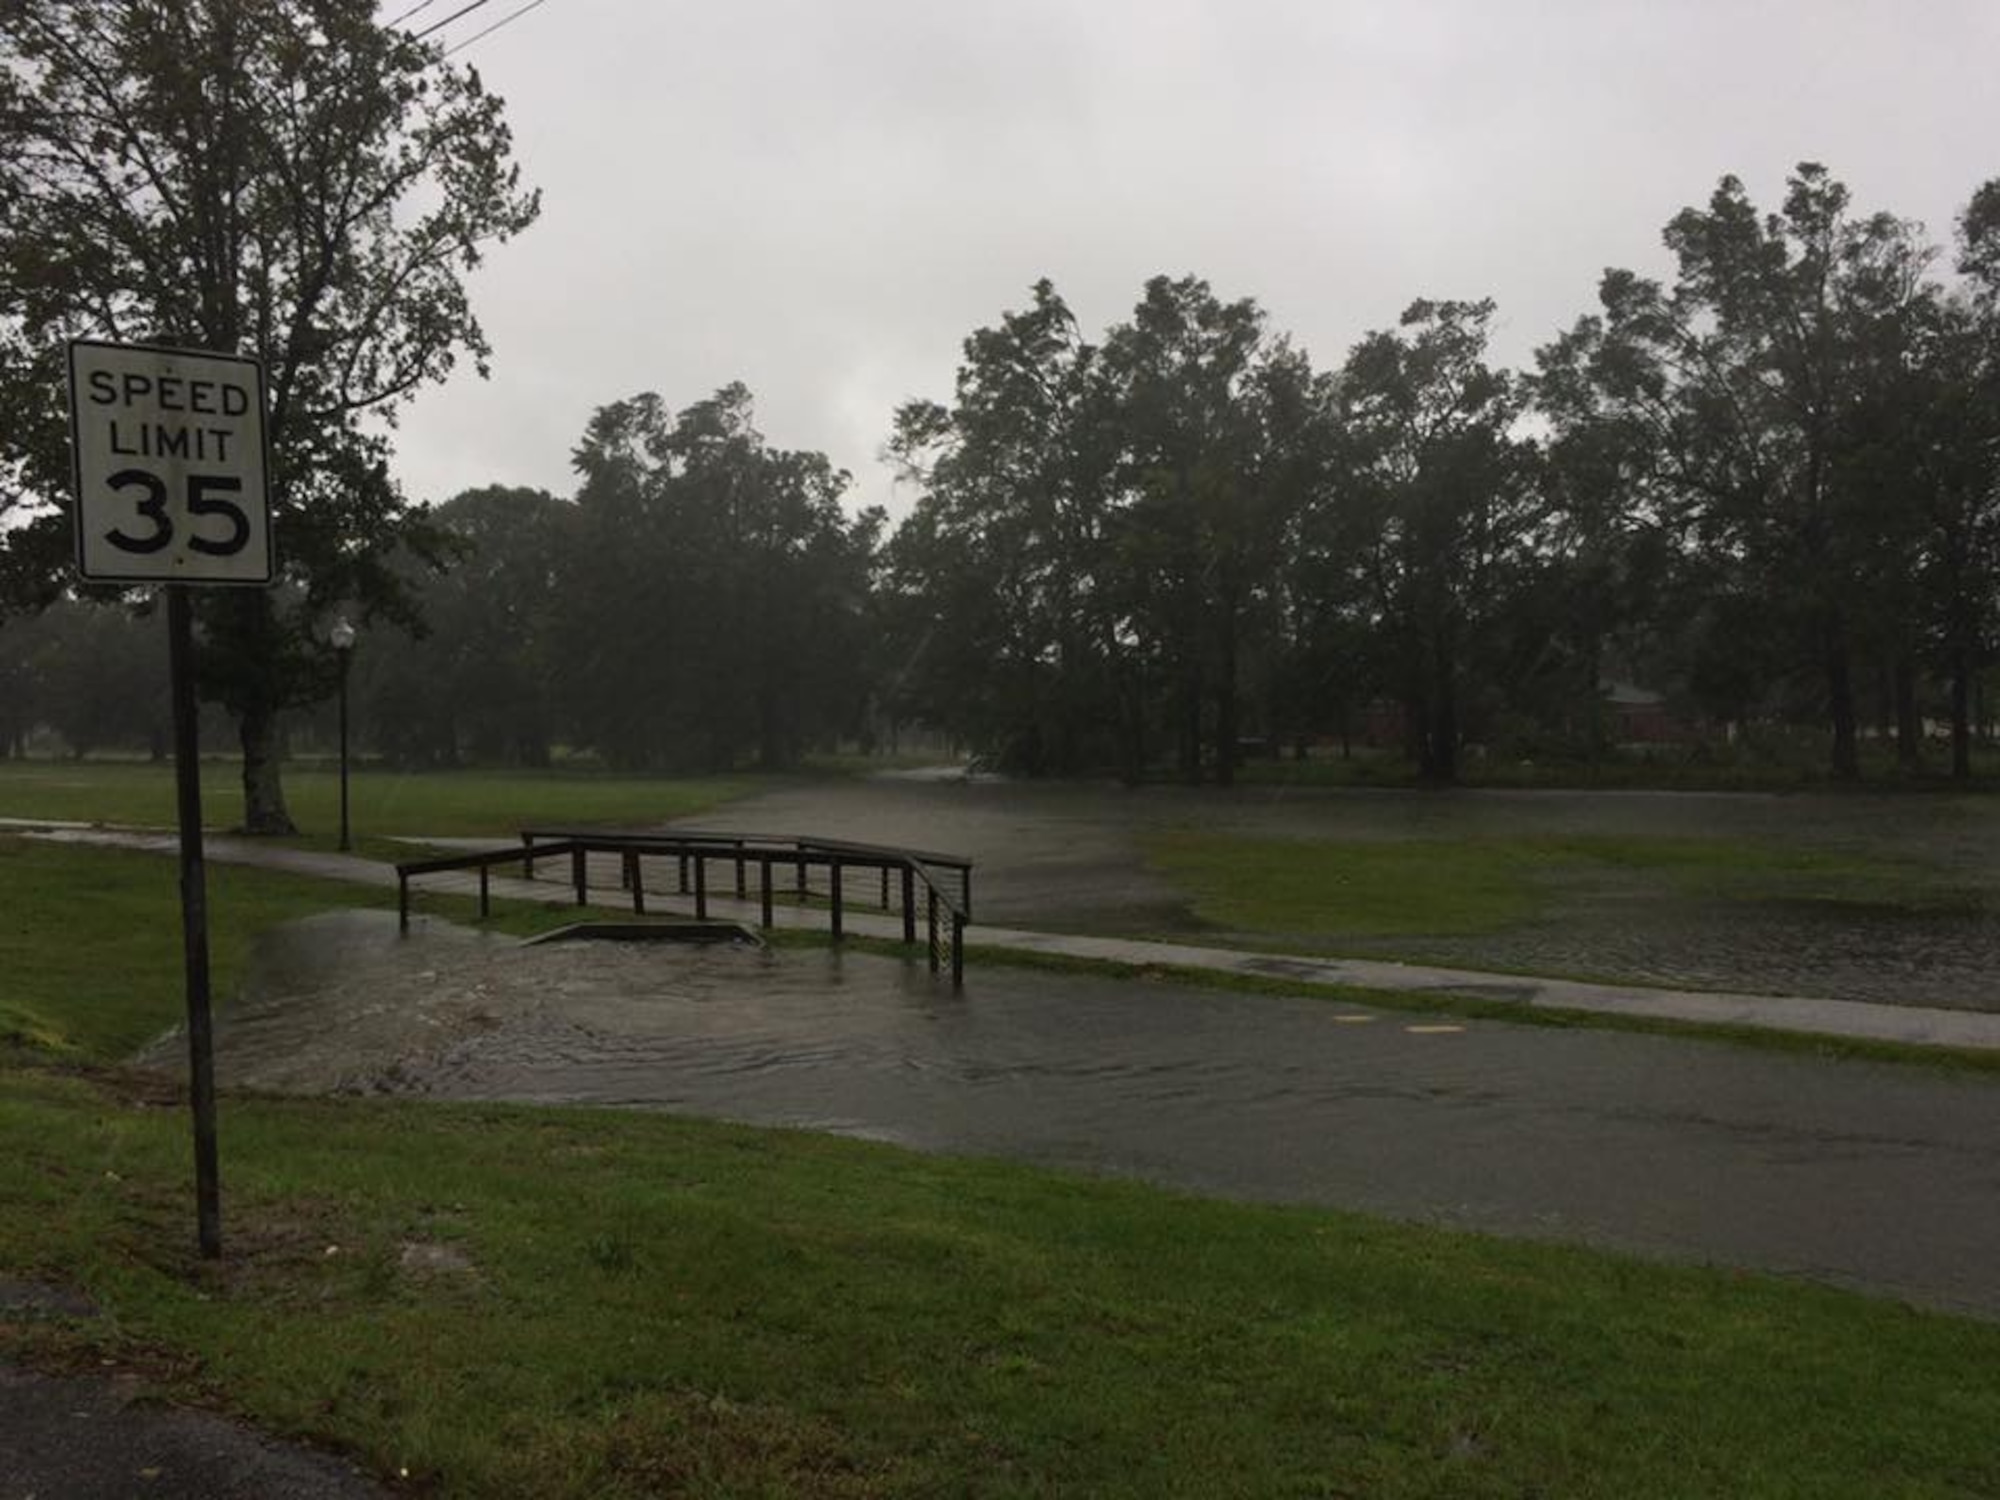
[68,339,275,1259]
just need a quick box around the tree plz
[1901,183,2000,778]
[1532,307,1679,756]
[556,385,878,770]
[1337,299,1537,782]
[362,485,570,767]
[1577,165,1937,777]
[1102,275,1319,784]
[10,597,168,757]
[0,0,539,828]
[886,280,1124,774]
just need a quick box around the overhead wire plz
[441,0,554,56]
[410,0,496,42]
[382,0,448,25]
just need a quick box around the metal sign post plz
[165,584,221,1256]
[68,339,275,1260]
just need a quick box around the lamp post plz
[330,617,356,852]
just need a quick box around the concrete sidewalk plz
[20,819,2000,1053]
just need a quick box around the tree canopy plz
[13,153,2000,789]
[0,0,539,828]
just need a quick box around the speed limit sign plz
[67,339,274,586]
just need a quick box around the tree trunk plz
[1582,632,1604,763]
[1179,655,1204,785]
[1951,645,1972,782]
[1823,613,1859,781]
[1893,654,1922,774]
[1213,599,1239,789]
[1404,684,1428,775]
[1115,651,1147,787]
[238,702,296,834]
[1431,637,1459,785]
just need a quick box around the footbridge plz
[395,828,974,986]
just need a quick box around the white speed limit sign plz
[67,339,274,586]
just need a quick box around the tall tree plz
[1906,181,2000,778]
[1338,298,1536,782]
[363,486,570,767]
[1532,307,1677,755]
[558,385,877,771]
[1578,165,1936,777]
[886,280,1122,774]
[0,0,539,828]
[1102,275,1316,784]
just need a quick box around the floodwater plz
[675,777,2000,1008]
[158,910,2000,1318]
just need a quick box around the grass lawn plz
[3,836,2000,1494]
[10,1063,2000,1500]
[0,759,753,843]
[1146,830,1977,941]
[1235,745,2000,793]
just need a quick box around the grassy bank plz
[1234,744,2000,793]
[0,760,752,842]
[1147,830,1980,943]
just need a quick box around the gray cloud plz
[391,0,2000,515]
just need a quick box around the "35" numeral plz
[103,469,251,558]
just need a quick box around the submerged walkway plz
[18,820,2000,1052]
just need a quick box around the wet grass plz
[1146,831,1980,941]
[1235,744,2000,792]
[0,759,752,841]
[5,1061,2000,1499]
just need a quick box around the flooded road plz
[667,777,2000,1008]
[163,910,2000,1318]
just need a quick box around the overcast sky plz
[388,0,2000,521]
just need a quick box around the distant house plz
[1602,680,1682,744]
[1341,682,1692,755]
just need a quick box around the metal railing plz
[396,828,973,986]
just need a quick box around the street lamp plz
[330,617,356,852]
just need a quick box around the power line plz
[442,0,554,56]
[383,0,447,25]
[411,0,496,42]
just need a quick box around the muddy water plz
[676,779,2000,1008]
[162,910,2000,1317]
